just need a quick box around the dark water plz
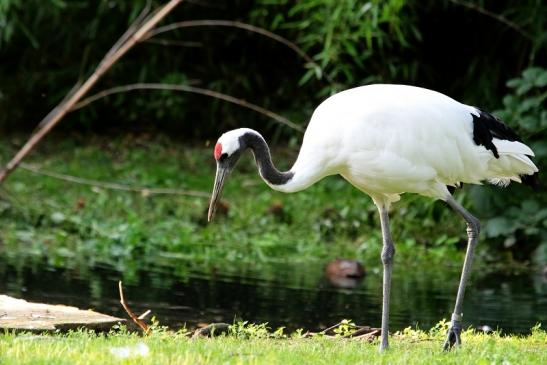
[1,258,545,334]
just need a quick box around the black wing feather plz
[470,108,538,189]
[471,108,522,158]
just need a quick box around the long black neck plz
[240,132,294,186]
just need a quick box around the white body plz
[211,84,536,351]
[273,84,537,207]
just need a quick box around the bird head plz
[208,129,252,221]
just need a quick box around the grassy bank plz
[0,324,545,365]
[0,134,479,281]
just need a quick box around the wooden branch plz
[320,321,345,335]
[72,83,304,133]
[144,38,202,47]
[0,0,184,184]
[349,329,380,341]
[314,321,381,340]
[138,310,152,320]
[118,281,151,334]
[145,19,332,83]
[19,163,209,198]
[342,326,377,338]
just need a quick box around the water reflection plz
[0,257,544,333]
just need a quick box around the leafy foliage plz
[471,67,547,262]
[251,0,421,95]
[332,319,358,337]
[0,1,546,268]
[1,1,545,134]
[229,321,286,339]
[0,135,472,280]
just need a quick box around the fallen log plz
[0,295,124,332]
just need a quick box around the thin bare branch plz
[342,326,376,338]
[320,321,345,335]
[103,0,152,61]
[119,281,151,334]
[72,83,304,133]
[144,38,202,47]
[138,310,152,320]
[349,329,380,341]
[19,163,209,198]
[0,0,184,184]
[32,80,83,132]
[448,0,531,40]
[145,19,331,83]
[306,322,381,341]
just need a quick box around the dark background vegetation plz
[0,0,546,266]
[1,1,544,134]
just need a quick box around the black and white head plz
[208,128,255,221]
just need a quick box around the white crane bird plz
[207,84,538,351]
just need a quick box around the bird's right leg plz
[443,195,480,351]
[377,204,395,352]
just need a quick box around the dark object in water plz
[325,259,365,278]
[325,259,365,288]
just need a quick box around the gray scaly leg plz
[378,205,395,352]
[443,195,480,351]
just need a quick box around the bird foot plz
[379,338,389,352]
[443,320,462,351]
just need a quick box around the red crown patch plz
[214,143,222,160]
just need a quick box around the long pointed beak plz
[208,164,230,222]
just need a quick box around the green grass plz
[0,133,531,285]
[1,324,545,365]
[0,135,545,363]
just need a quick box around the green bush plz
[471,67,547,262]
[251,0,421,95]
[1,1,545,135]
[0,1,546,262]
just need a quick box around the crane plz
[206,84,538,351]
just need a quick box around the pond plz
[1,256,545,334]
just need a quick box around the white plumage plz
[208,84,539,352]
[276,84,537,206]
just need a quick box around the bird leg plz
[443,195,480,351]
[377,205,395,352]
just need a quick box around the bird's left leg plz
[443,195,480,351]
[377,204,395,352]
